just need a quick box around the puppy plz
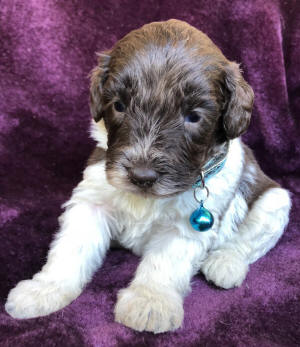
[5,20,291,333]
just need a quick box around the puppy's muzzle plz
[127,166,158,188]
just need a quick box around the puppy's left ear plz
[89,51,111,122]
[222,62,254,139]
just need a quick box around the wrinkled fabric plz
[0,0,299,346]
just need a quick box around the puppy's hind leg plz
[5,201,111,319]
[201,187,291,289]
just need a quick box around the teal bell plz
[190,201,214,232]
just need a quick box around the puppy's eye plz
[184,112,201,123]
[113,101,125,113]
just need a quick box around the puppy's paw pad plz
[202,250,249,289]
[5,279,78,319]
[114,285,183,333]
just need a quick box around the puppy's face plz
[90,20,254,197]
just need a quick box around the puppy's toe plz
[5,279,79,319]
[201,249,249,289]
[114,284,183,333]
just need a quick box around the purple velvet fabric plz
[1,0,300,345]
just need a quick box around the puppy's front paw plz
[114,284,183,333]
[5,279,80,319]
[201,249,249,289]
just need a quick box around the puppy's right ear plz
[89,51,111,122]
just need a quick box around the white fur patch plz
[5,134,291,333]
[90,119,108,149]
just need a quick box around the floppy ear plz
[89,51,111,122]
[222,62,254,139]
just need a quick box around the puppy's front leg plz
[5,202,111,319]
[115,232,204,333]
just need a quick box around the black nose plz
[128,167,158,188]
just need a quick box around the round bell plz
[190,203,214,232]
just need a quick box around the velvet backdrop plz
[0,0,299,346]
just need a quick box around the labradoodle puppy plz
[6,20,291,333]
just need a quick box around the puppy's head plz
[90,20,254,197]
